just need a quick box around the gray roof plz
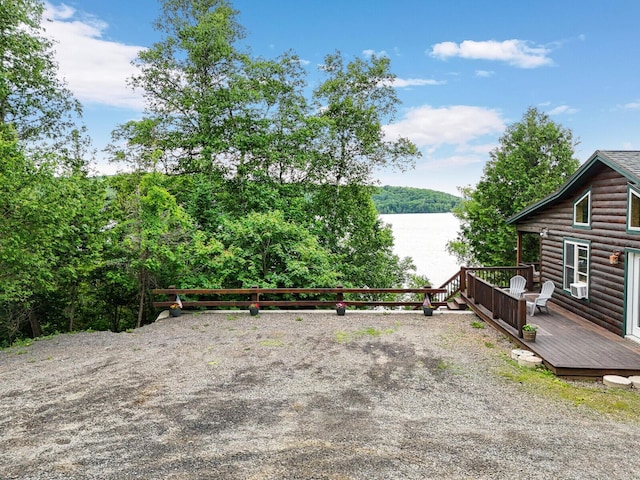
[507,150,640,224]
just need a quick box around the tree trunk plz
[29,309,42,338]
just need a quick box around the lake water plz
[380,212,461,287]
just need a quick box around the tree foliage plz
[0,0,421,346]
[0,0,82,147]
[110,0,420,291]
[0,127,106,344]
[448,107,580,266]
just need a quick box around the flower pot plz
[249,307,259,316]
[523,330,537,342]
[423,307,433,316]
[170,308,181,317]
[336,307,346,316]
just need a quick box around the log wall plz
[516,164,637,336]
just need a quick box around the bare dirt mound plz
[1,311,638,479]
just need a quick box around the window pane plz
[574,194,590,224]
[564,266,575,289]
[578,246,588,275]
[631,192,640,229]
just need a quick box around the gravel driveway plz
[1,310,638,479]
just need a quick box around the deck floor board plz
[462,294,640,377]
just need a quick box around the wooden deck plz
[462,291,640,378]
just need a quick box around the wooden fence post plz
[251,285,260,305]
[167,285,178,304]
[336,285,344,305]
[460,267,467,292]
[517,299,526,338]
[423,284,432,305]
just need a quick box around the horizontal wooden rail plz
[152,286,448,311]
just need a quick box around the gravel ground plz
[1,309,638,479]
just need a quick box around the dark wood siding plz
[515,164,637,336]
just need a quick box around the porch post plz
[516,231,523,266]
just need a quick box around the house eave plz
[507,150,640,225]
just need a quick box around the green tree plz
[0,0,82,147]
[105,173,195,327]
[0,128,106,344]
[110,1,418,293]
[311,51,420,186]
[448,107,579,266]
[216,211,339,288]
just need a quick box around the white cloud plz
[429,39,553,68]
[475,70,494,77]
[548,105,578,115]
[384,104,505,148]
[363,49,389,58]
[43,2,145,110]
[622,101,640,110]
[393,77,445,87]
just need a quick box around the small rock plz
[511,349,534,360]
[629,376,640,388]
[603,375,632,389]
[518,356,542,368]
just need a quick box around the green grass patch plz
[470,321,485,329]
[498,358,640,422]
[335,326,397,344]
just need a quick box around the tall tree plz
[105,173,194,327]
[311,51,420,186]
[448,107,580,266]
[0,127,105,344]
[0,0,82,146]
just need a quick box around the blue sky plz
[42,0,640,195]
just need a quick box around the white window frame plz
[628,186,640,233]
[563,239,590,296]
[573,191,591,228]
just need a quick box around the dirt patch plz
[1,311,638,479]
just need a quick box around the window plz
[563,239,590,295]
[573,191,591,227]
[628,186,640,232]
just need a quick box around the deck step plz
[447,297,468,310]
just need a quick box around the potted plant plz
[522,323,538,342]
[169,303,182,317]
[422,297,434,316]
[249,303,260,316]
[336,302,346,316]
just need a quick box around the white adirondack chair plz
[508,275,527,298]
[526,280,555,316]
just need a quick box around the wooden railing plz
[463,265,536,290]
[152,286,448,311]
[466,271,527,337]
[436,270,463,302]
[435,264,535,304]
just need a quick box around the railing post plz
[460,267,467,292]
[336,285,344,305]
[491,286,498,319]
[526,264,534,290]
[167,285,178,304]
[251,285,260,305]
[423,284,432,305]
[517,298,526,337]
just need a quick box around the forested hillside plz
[373,186,461,214]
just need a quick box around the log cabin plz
[507,150,640,341]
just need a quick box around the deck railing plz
[466,271,527,337]
[152,286,448,311]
